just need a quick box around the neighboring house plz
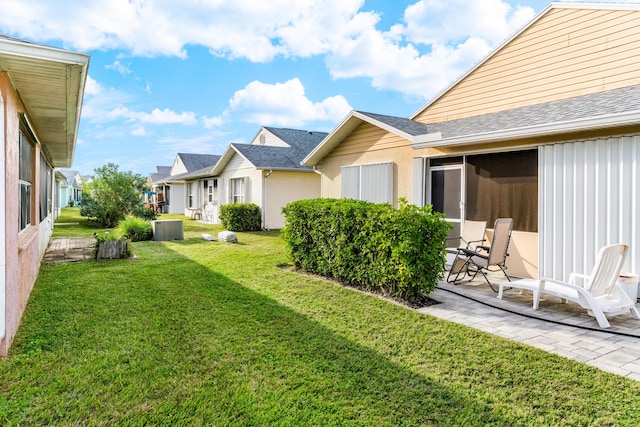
[0,35,89,356]
[58,170,84,207]
[151,154,220,214]
[54,171,67,219]
[303,2,640,280]
[204,126,326,229]
[148,166,172,210]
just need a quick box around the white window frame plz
[187,182,194,208]
[230,178,245,204]
[19,131,33,232]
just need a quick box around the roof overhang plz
[0,37,90,168]
[412,110,640,149]
[302,110,441,165]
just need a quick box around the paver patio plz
[423,273,640,380]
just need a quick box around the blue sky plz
[0,0,617,176]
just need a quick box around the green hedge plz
[220,203,262,231]
[281,198,450,299]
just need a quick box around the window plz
[208,180,214,203]
[187,182,194,208]
[230,178,245,204]
[341,162,393,204]
[465,150,537,232]
[39,154,52,221]
[19,131,33,231]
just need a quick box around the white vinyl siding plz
[341,162,393,204]
[539,134,640,281]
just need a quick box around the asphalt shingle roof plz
[177,153,221,172]
[427,84,640,139]
[149,166,172,184]
[356,111,431,136]
[232,127,328,170]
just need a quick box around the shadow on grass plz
[2,239,639,425]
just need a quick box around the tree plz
[80,163,150,227]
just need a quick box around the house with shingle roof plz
[0,35,89,356]
[183,126,327,229]
[57,170,84,208]
[303,2,640,281]
[150,154,221,214]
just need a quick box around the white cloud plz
[0,0,538,101]
[131,126,146,136]
[155,134,220,155]
[325,0,536,99]
[401,0,534,46]
[83,75,103,97]
[203,116,224,129]
[227,78,352,127]
[109,107,197,126]
[106,60,132,75]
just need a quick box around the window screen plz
[19,131,33,231]
[466,150,537,232]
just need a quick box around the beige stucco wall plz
[319,122,429,206]
[263,171,320,230]
[413,8,640,124]
[1,72,45,356]
[216,153,321,229]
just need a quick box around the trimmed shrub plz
[281,198,451,299]
[115,216,153,242]
[220,203,262,231]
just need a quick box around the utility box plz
[152,220,184,241]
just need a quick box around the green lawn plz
[2,208,640,425]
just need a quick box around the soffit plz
[0,38,89,167]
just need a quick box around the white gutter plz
[412,110,640,149]
[262,170,273,230]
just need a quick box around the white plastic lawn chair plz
[500,244,640,328]
[203,203,216,224]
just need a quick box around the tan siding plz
[328,122,410,157]
[415,8,640,123]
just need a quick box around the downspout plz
[312,165,322,175]
[263,170,273,230]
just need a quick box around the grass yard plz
[2,208,640,425]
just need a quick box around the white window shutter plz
[412,157,425,207]
[361,162,393,204]
[341,166,360,199]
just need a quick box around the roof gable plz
[303,110,434,165]
[411,2,640,124]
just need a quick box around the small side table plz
[498,278,541,309]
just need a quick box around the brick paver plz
[419,275,640,380]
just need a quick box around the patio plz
[422,272,640,380]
